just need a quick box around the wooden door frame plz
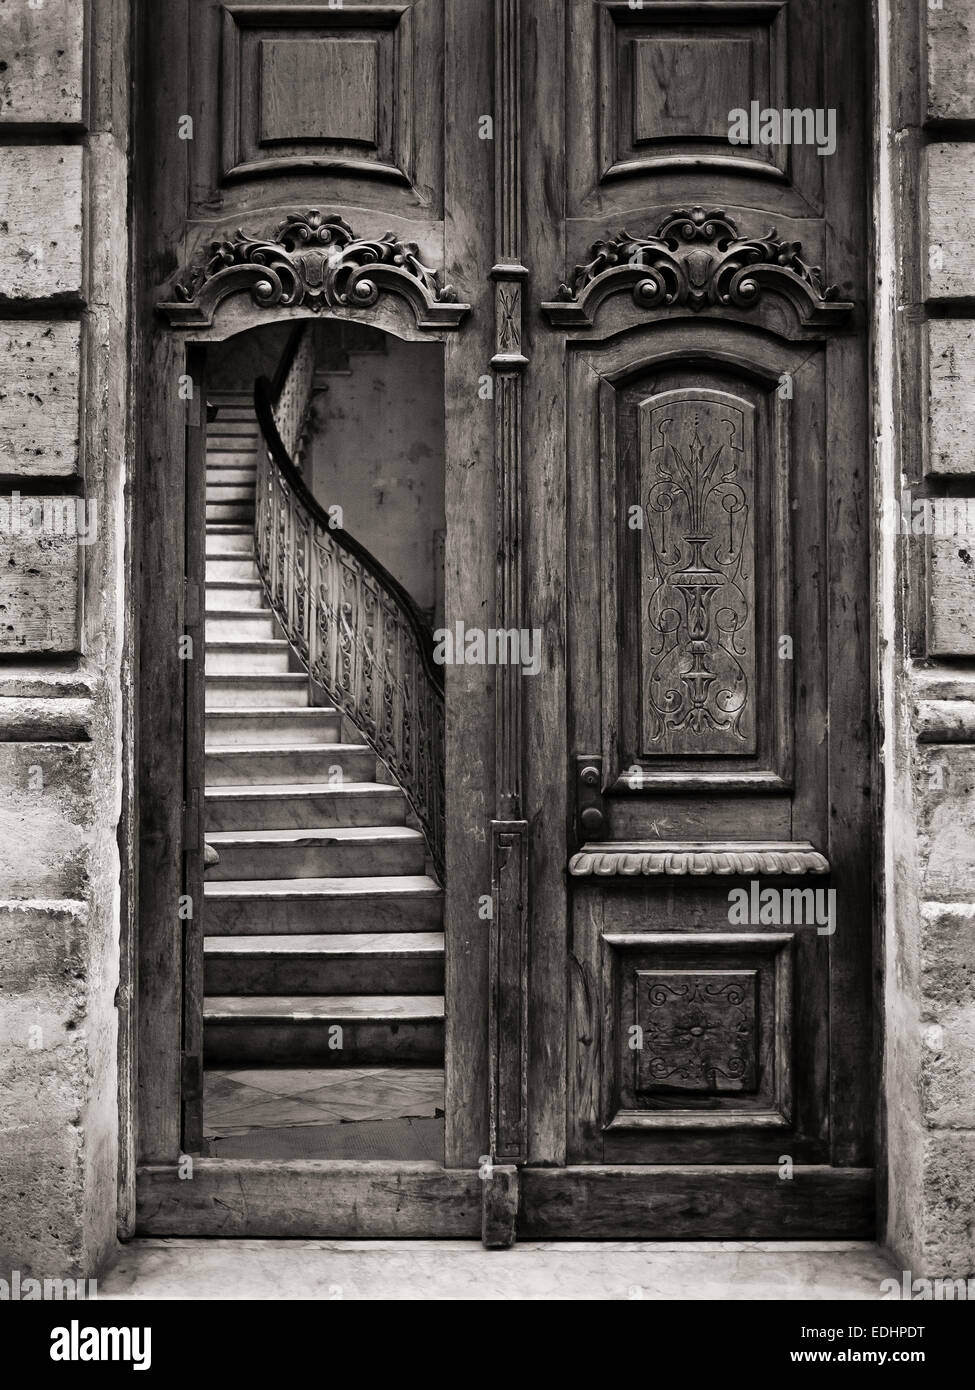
[512,0,876,1238]
[134,291,501,1234]
[129,0,499,1237]
[123,0,884,1246]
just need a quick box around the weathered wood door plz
[512,0,874,1237]
[136,0,874,1240]
[135,0,498,1233]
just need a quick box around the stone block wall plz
[0,0,130,1278]
[882,0,975,1278]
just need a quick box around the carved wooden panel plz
[215,2,442,210]
[602,354,798,795]
[635,969,758,1093]
[608,931,794,1123]
[600,3,787,180]
[566,0,825,220]
[640,390,756,756]
[259,39,380,146]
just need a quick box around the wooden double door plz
[136,0,873,1240]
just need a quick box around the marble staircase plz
[202,392,445,1072]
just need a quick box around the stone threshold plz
[99,1239,900,1301]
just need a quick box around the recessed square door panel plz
[193,1,443,217]
[257,39,381,147]
[567,0,825,220]
[567,886,830,1165]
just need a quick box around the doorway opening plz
[199,319,447,1161]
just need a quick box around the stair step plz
[206,583,267,611]
[206,450,259,467]
[205,708,342,747]
[206,743,375,785]
[205,781,405,830]
[207,502,255,524]
[204,932,445,995]
[207,559,260,582]
[207,418,259,435]
[204,875,442,935]
[203,994,444,1065]
[205,675,309,708]
[206,640,291,674]
[205,611,277,641]
[206,466,258,485]
[205,826,426,880]
[206,482,256,502]
[207,447,258,464]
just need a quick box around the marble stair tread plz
[205,742,370,757]
[205,780,398,798]
[206,587,268,610]
[205,744,377,783]
[205,708,339,721]
[203,675,310,708]
[203,933,445,993]
[205,614,274,625]
[204,782,405,832]
[204,874,441,898]
[205,932,445,956]
[206,826,425,846]
[206,641,290,651]
[204,995,445,1020]
[203,826,427,876]
[205,673,307,685]
[205,450,259,465]
[205,641,291,671]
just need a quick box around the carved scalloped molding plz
[159,210,471,330]
[569,841,830,877]
[543,207,853,331]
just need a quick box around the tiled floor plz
[204,1067,445,1158]
[100,1239,902,1301]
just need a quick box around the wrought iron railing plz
[253,337,446,882]
[269,324,316,466]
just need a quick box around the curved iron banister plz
[254,377,444,689]
[252,373,446,882]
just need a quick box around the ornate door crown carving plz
[160,210,470,330]
[543,206,852,329]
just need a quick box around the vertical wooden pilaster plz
[489,0,531,1173]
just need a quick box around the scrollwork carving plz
[542,206,853,330]
[161,210,471,330]
[638,972,757,1092]
[643,395,753,753]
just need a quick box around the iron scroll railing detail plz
[253,372,446,883]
